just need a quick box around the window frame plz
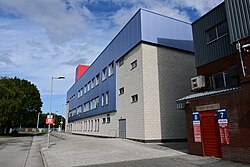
[102,67,107,81]
[118,58,124,67]
[131,94,138,103]
[108,61,114,77]
[119,87,124,95]
[105,92,109,105]
[206,21,229,44]
[131,60,137,70]
[95,73,100,86]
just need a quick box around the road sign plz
[46,118,54,124]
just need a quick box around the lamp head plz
[53,76,65,79]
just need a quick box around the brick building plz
[65,8,196,142]
[177,0,250,163]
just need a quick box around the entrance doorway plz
[119,119,126,139]
[200,110,222,158]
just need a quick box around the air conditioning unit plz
[191,75,205,90]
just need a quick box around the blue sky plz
[0,0,223,117]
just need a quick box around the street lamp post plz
[36,112,41,130]
[47,76,65,148]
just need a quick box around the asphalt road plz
[0,135,44,167]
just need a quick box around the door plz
[119,119,126,139]
[200,111,222,158]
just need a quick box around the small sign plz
[196,103,220,111]
[47,115,53,119]
[192,112,201,142]
[46,118,54,124]
[217,109,230,144]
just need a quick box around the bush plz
[11,130,19,137]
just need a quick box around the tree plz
[0,77,42,133]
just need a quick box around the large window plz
[91,78,95,89]
[101,94,104,106]
[212,66,240,89]
[108,61,114,77]
[77,105,83,115]
[87,82,91,92]
[105,92,109,105]
[95,74,100,86]
[84,84,87,94]
[102,67,107,81]
[90,97,99,110]
[83,102,90,112]
[206,21,229,43]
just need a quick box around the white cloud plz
[0,0,224,113]
[0,0,92,43]
[181,0,224,15]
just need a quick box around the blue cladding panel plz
[67,9,194,122]
[67,10,141,122]
[141,9,193,52]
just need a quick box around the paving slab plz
[41,133,250,167]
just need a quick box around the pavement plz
[40,132,250,167]
[0,134,44,167]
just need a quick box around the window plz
[107,114,110,124]
[101,94,104,106]
[91,78,95,89]
[77,105,82,115]
[84,121,87,131]
[84,84,87,94]
[80,88,83,97]
[97,119,99,132]
[131,60,137,70]
[88,120,90,131]
[206,21,228,43]
[102,67,107,81]
[102,118,106,124]
[206,27,217,42]
[91,120,93,132]
[87,82,91,91]
[84,102,90,112]
[119,87,124,95]
[108,61,114,77]
[77,90,80,98]
[78,88,83,98]
[131,94,138,103]
[118,58,124,67]
[90,97,99,110]
[217,21,228,37]
[96,97,99,108]
[72,109,76,116]
[212,73,225,89]
[105,92,109,105]
[95,74,100,86]
[94,119,97,132]
[212,66,240,89]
